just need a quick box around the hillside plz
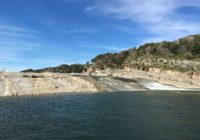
[91,35,200,72]
[22,35,200,73]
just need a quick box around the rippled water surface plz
[0,91,200,140]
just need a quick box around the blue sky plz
[0,0,200,71]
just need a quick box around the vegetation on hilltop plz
[22,64,85,73]
[91,35,200,72]
[22,35,200,73]
[133,35,200,59]
[91,51,129,69]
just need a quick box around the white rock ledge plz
[0,72,97,96]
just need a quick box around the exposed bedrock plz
[88,67,200,89]
[0,72,97,96]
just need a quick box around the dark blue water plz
[0,91,200,140]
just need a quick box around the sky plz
[0,0,200,71]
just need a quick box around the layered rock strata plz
[0,72,97,96]
[88,68,200,89]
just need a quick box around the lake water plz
[0,91,200,140]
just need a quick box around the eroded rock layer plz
[0,72,97,96]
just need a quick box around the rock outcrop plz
[85,35,200,89]
[0,72,97,96]
[87,68,200,89]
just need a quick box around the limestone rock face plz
[192,72,200,80]
[0,72,97,96]
[87,67,200,89]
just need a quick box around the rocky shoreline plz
[0,69,199,96]
[88,67,200,89]
[0,72,97,96]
